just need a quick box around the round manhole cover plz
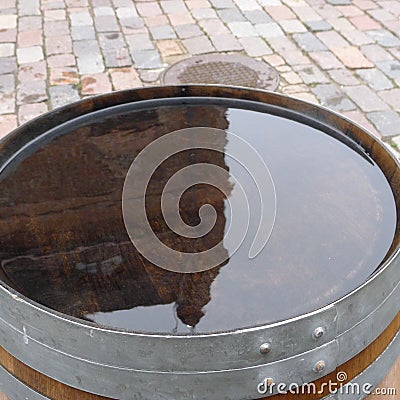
[162,54,280,91]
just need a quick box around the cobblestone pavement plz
[0,0,400,156]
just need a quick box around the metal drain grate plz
[162,54,279,91]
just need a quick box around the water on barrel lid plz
[0,101,396,334]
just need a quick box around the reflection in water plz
[0,100,397,334]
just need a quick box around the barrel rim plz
[0,85,399,399]
[0,84,398,336]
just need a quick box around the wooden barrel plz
[0,86,399,400]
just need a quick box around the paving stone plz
[74,40,105,74]
[265,5,295,20]
[326,0,351,4]
[291,5,321,21]
[19,61,47,81]
[16,46,44,64]
[186,0,211,10]
[212,33,243,51]
[136,2,162,17]
[44,9,66,21]
[0,15,17,29]
[49,67,80,85]
[104,47,132,67]
[175,23,202,38]
[71,25,96,40]
[46,35,73,55]
[0,114,17,139]
[18,30,42,47]
[47,54,76,68]
[267,36,297,52]
[44,20,70,36]
[95,15,120,32]
[350,14,381,31]
[367,110,400,138]
[344,85,388,112]
[0,93,14,114]
[228,21,257,37]
[109,67,143,90]
[239,36,271,56]
[168,13,195,25]
[378,88,400,111]
[343,110,380,137]
[255,22,284,38]
[182,35,214,54]
[305,20,332,31]
[361,44,393,62]
[353,0,378,10]
[94,6,115,16]
[293,32,327,52]
[145,15,169,26]
[131,49,163,68]
[157,39,184,57]
[263,54,285,67]
[234,0,261,12]
[0,74,15,93]
[292,91,319,104]
[49,85,80,108]
[331,46,374,69]
[199,19,229,35]
[160,0,187,13]
[69,11,93,26]
[0,29,16,43]
[244,10,272,24]
[311,83,356,111]
[357,68,393,92]
[340,29,373,46]
[209,0,234,8]
[119,17,145,31]
[279,19,307,33]
[309,51,343,70]
[282,84,310,94]
[376,60,400,79]
[18,103,48,124]
[81,73,112,95]
[337,5,364,17]
[139,68,163,82]
[367,29,400,47]
[0,57,16,74]
[367,8,394,22]
[0,43,14,57]
[281,71,302,84]
[327,17,355,31]
[126,33,154,50]
[19,16,42,31]
[217,8,245,23]
[18,0,40,15]
[296,64,330,84]
[192,8,218,19]
[116,6,138,19]
[17,80,47,105]
[150,25,177,39]
[316,30,349,49]
[279,49,310,65]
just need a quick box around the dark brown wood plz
[0,311,399,400]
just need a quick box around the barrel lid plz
[0,92,396,335]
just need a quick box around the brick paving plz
[0,0,399,158]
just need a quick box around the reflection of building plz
[0,105,232,330]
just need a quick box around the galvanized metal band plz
[0,365,50,400]
[336,328,400,400]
